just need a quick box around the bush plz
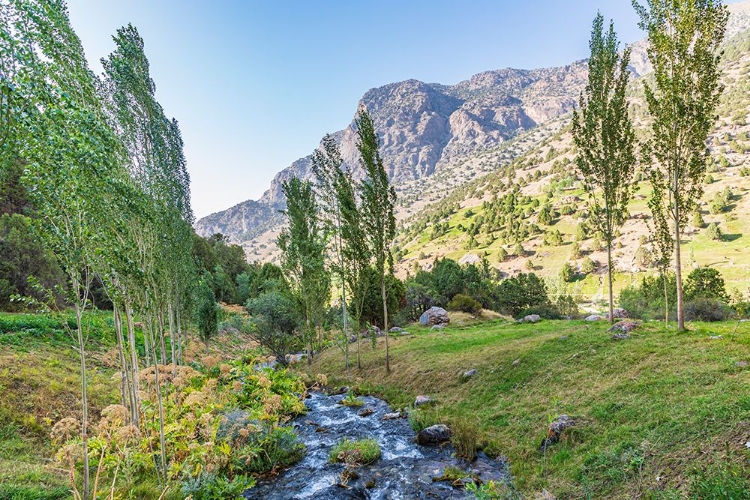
[329,438,381,465]
[181,474,256,500]
[495,273,551,317]
[246,291,302,366]
[450,418,478,461]
[403,282,438,322]
[684,298,733,322]
[619,273,677,320]
[560,262,575,282]
[705,222,722,241]
[684,267,728,302]
[447,294,482,314]
[236,426,306,474]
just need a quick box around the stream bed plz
[245,391,511,499]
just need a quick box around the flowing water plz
[245,391,511,500]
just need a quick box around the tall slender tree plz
[278,177,330,364]
[633,0,728,331]
[572,13,636,324]
[357,108,397,373]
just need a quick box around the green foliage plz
[684,267,728,302]
[683,298,733,322]
[235,426,306,474]
[688,463,750,499]
[361,268,405,329]
[465,480,522,500]
[340,392,364,407]
[181,474,256,500]
[196,281,219,346]
[447,294,483,314]
[635,0,729,330]
[692,211,706,228]
[495,273,551,317]
[560,262,575,283]
[705,222,722,241]
[328,438,381,465]
[619,273,677,320]
[245,291,302,365]
[450,418,478,461]
[581,256,596,274]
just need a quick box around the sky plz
[65,0,652,220]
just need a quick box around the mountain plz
[196,1,750,275]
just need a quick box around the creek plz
[245,391,511,499]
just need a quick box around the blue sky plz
[66,0,651,219]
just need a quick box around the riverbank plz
[303,318,750,499]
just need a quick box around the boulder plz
[416,424,452,446]
[420,306,450,326]
[414,395,434,406]
[461,369,478,380]
[584,314,604,322]
[389,326,404,333]
[522,314,541,323]
[608,320,638,333]
[608,308,628,320]
[540,415,576,450]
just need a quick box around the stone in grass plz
[540,415,576,451]
[608,320,638,333]
[420,306,450,326]
[417,424,452,446]
[415,395,434,406]
[585,314,604,322]
[389,326,404,333]
[461,369,478,380]
[611,333,630,340]
[735,360,749,368]
[522,314,541,323]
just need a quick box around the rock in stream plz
[245,392,510,499]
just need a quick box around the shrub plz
[237,426,306,473]
[555,294,579,318]
[495,273,551,317]
[447,294,482,314]
[684,267,728,302]
[581,256,596,274]
[560,262,575,282]
[684,298,733,322]
[329,438,381,465]
[246,291,302,366]
[692,211,706,228]
[403,282,437,322]
[181,474,256,500]
[705,222,722,241]
[340,392,364,407]
[619,273,677,320]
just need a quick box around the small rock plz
[382,412,401,420]
[608,320,638,333]
[415,395,434,406]
[585,314,603,322]
[608,308,629,320]
[315,427,327,433]
[461,369,478,380]
[420,306,450,326]
[540,415,576,451]
[389,326,404,333]
[399,330,411,335]
[536,490,557,500]
[611,333,630,340]
[558,336,568,340]
[523,314,541,323]
[431,324,446,330]
[417,424,452,445]
[512,358,520,366]
[735,360,748,368]
[709,335,723,340]
[358,408,374,417]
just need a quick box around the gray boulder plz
[608,308,628,320]
[417,424,452,445]
[522,314,541,323]
[461,369,478,380]
[414,395,434,406]
[608,320,638,333]
[420,306,450,326]
[584,314,604,322]
[540,415,576,450]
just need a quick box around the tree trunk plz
[149,328,168,482]
[168,302,177,377]
[176,304,183,365]
[607,243,614,325]
[675,225,684,331]
[663,271,669,327]
[381,276,390,373]
[125,302,140,427]
[74,298,89,500]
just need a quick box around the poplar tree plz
[572,13,636,324]
[357,108,397,373]
[278,177,330,364]
[633,0,728,331]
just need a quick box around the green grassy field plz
[305,317,750,499]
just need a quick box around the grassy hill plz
[305,316,750,499]
[393,26,750,302]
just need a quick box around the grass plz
[305,318,750,499]
[328,438,382,466]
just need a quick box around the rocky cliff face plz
[197,62,589,243]
[196,0,750,252]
